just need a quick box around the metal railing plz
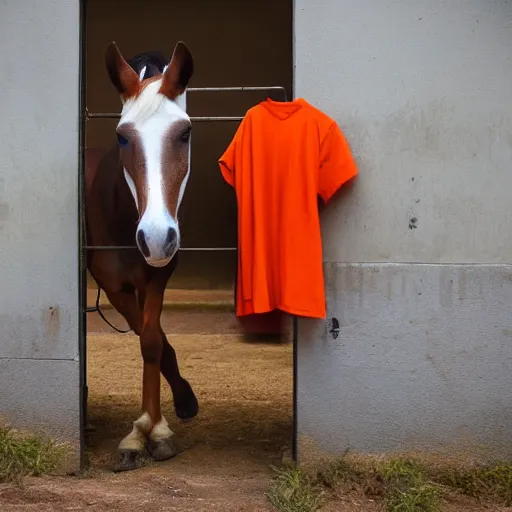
[84,85,287,253]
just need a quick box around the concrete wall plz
[294,0,512,462]
[86,0,292,289]
[0,0,81,470]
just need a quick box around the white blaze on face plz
[119,79,190,267]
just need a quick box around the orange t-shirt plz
[218,98,358,319]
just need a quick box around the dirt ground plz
[1,296,293,511]
[1,293,510,511]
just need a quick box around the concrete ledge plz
[297,263,512,463]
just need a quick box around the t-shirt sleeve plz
[218,118,245,187]
[318,122,358,203]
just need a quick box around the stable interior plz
[84,0,294,476]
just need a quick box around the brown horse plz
[85,41,198,472]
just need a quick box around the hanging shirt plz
[218,97,358,319]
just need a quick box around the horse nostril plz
[165,228,178,250]
[136,230,150,258]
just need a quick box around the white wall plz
[296,0,512,265]
[0,0,81,470]
[295,0,512,462]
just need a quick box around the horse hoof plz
[174,379,199,420]
[112,450,141,473]
[146,436,178,461]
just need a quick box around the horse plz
[85,40,198,472]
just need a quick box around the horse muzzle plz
[136,225,179,267]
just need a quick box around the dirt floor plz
[1,292,510,511]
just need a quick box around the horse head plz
[105,41,194,267]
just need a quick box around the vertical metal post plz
[292,315,298,462]
[291,0,298,462]
[78,0,88,470]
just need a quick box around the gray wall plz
[0,0,81,470]
[295,0,512,462]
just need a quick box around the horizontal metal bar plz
[84,246,237,251]
[187,86,286,94]
[85,85,287,121]
[85,245,137,250]
[86,112,120,119]
[192,116,243,122]
[85,113,244,122]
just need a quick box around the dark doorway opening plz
[80,0,296,496]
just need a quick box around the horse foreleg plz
[114,281,176,472]
[161,335,199,420]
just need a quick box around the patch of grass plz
[318,455,442,511]
[317,454,381,497]
[380,459,426,486]
[379,459,441,512]
[436,463,512,506]
[0,427,68,483]
[268,455,512,511]
[318,455,362,489]
[385,485,440,512]
[266,465,324,512]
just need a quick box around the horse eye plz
[117,133,129,147]
[180,128,191,142]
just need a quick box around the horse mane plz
[127,51,169,80]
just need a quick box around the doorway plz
[81,0,295,489]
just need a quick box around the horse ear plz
[105,42,140,99]
[160,41,194,100]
